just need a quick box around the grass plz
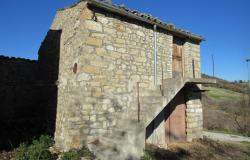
[13,135,95,160]
[60,146,95,160]
[203,86,242,101]
[15,135,57,160]
[203,85,250,136]
[240,142,250,160]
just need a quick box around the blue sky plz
[0,0,249,81]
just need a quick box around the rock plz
[84,20,103,32]
[86,37,103,47]
[77,73,91,81]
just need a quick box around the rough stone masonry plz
[37,0,205,159]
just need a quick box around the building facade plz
[37,0,209,159]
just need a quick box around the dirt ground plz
[144,138,250,160]
[1,138,250,160]
[0,150,15,160]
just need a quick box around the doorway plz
[172,38,184,76]
[165,89,186,143]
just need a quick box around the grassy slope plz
[203,86,242,101]
[202,85,250,135]
[144,83,250,160]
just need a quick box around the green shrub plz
[60,149,81,160]
[61,145,95,160]
[15,135,57,160]
[140,150,153,160]
[15,143,28,160]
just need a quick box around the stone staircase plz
[139,72,186,145]
[89,73,216,159]
[139,86,164,123]
[140,73,185,124]
[90,73,193,159]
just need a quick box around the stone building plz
[1,0,215,159]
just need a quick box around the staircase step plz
[140,103,162,109]
[139,108,161,117]
[140,96,163,104]
[139,84,161,90]
[140,86,161,90]
[139,90,162,96]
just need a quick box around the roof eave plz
[87,0,204,42]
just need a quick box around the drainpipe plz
[154,24,158,85]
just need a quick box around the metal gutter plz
[154,24,158,85]
[87,0,204,42]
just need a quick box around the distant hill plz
[202,74,247,93]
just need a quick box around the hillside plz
[202,74,247,93]
[202,74,250,136]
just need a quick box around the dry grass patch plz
[143,138,250,160]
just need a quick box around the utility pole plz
[212,54,215,77]
[246,59,250,110]
[246,59,250,92]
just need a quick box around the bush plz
[15,135,57,160]
[61,145,95,160]
[15,143,28,160]
[140,150,153,160]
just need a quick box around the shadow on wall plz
[145,89,184,142]
[0,30,61,151]
[145,85,201,142]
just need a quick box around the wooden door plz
[172,44,183,74]
[165,90,186,143]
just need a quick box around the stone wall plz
[183,40,201,78]
[39,1,203,159]
[0,56,39,125]
[0,56,38,149]
[183,40,203,141]
[0,56,38,83]
[0,55,58,150]
[51,2,172,153]
[185,84,203,141]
